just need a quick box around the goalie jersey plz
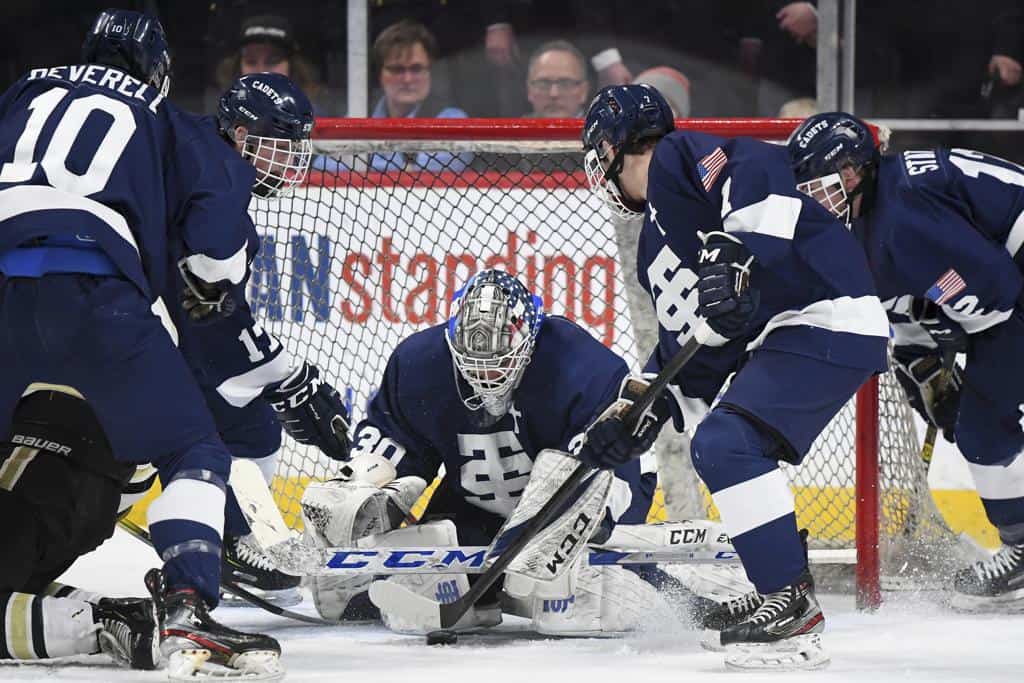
[0,65,253,301]
[853,149,1024,341]
[350,317,657,525]
[638,131,890,420]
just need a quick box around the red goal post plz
[253,117,952,609]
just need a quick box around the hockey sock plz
[0,592,100,659]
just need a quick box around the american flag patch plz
[697,147,728,191]
[925,268,967,305]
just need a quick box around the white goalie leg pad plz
[505,556,680,636]
[371,520,501,635]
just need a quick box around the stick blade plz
[368,581,442,632]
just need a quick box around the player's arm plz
[166,115,254,319]
[892,185,1022,337]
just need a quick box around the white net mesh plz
[248,120,965,594]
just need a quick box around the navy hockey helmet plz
[787,112,880,224]
[582,84,675,219]
[446,270,545,418]
[82,9,171,97]
[217,73,314,198]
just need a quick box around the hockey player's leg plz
[948,318,1024,611]
[689,349,872,670]
[148,438,283,680]
[14,276,285,679]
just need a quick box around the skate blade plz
[699,632,726,653]
[220,587,302,608]
[166,649,285,681]
[724,634,831,671]
[949,587,1024,614]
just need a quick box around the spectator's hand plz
[597,61,633,88]
[777,2,818,46]
[485,23,519,67]
[989,54,1023,87]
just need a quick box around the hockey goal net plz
[250,118,961,607]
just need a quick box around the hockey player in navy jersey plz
[0,9,281,678]
[298,269,688,635]
[171,73,350,609]
[788,111,1024,612]
[581,85,890,669]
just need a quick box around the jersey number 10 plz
[0,87,135,196]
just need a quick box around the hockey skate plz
[716,568,829,671]
[145,568,284,681]
[94,597,161,670]
[950,543,1024,613]
[221,533,302,607]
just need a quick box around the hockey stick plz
[405,323,713,637]
[115,517,336,626]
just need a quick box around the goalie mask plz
[787,112,880,225]
[446,270,545,419]
[217,73,314,198]
[582,84,674,220]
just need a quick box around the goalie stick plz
[393,322,715,638]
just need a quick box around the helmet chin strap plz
[603,145,646,214]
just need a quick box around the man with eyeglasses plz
[525,40,591,118]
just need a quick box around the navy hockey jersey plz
[350,317,657,525]
[0,64,254,300]
[639,131,890,421]
[853,148,1024,343]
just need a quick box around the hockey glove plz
[265,362,352,460]
[892,346,962,443]
[913,299,968,357]
[178,259,236,324]
[577,374,671,469]
[696,231,760,339]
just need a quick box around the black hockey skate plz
[221,533,302,607]
[145,568,284,681]
[951,543,1024,613]
[717,568,829,670]
[94,597,160,670]
[701,590,764,631]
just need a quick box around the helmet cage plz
[239,133,312,198]
[584,146,643,220]
[797,171,851,224]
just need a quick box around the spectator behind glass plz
[314,20,470,174]
[525,40,591,118]
[213,15,323,111]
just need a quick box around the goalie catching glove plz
[696,231,759,339]
[893,346,962,443]
[264,361,351,460]
[577,374,671,468]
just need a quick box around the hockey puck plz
[426,629,458,646]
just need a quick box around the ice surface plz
[1,529,1019,682]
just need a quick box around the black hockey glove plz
[265,362,352,460]
[178,259,236,324]
[913,299,968,357]
[696,231,760,339]
[892,346,962,443]
[577,375,671,469]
